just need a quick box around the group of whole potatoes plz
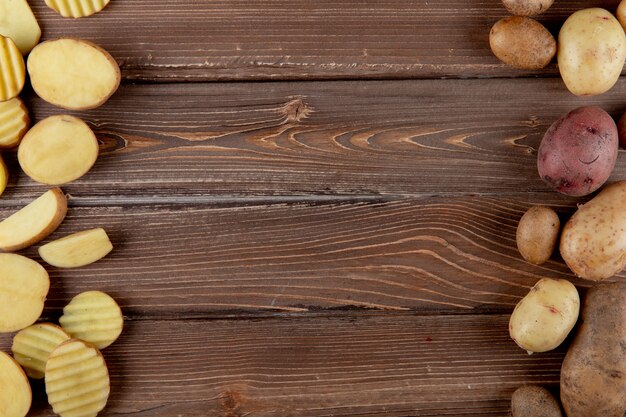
[493,2,626,417]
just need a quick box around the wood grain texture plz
[0,314,565,416]
[29,0,622,81]
[2,77,625,201]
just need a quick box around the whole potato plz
[517,206,560,265]
[560,283,626,417]
[509,278,579,354]
[617,0,626,31]
[489,16,556,69]
[537,106,618,197]
[511,385,563,417]
[617,112,626,149]
[560,180,626,281]
[502,0,554,16]
[558,8,626,96]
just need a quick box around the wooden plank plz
[30,0,620,81]
[0,314,565,416]
[5,78,626,201]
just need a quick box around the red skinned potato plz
[537,107,618,196]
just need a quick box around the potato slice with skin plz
[46,339,110,417]
[0,188,67,252]
[46,0,111,18]
[0,0,41,54]
[0,254,50,333]
[0,97,29,149]
[0,153,7,196]
[0,351,31,417]
[18,115,99,185]
[60,291,123,349]
[28,38,120,110]
[40,228,113,268]
[12,323,71,379]
[0,35,25,102]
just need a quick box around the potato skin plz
[560,283,626,417]
[537,106,618,197]
[511,386,563,417]
[489,16,556,69]
[502,0,554,16]
[517,206,560,265]
[618,0,626,31]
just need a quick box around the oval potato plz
[511,385,562,417]
[516,206,560,265]
[490,16,556,69]
[501,0,554,16]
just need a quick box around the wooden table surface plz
[1,1,624,416]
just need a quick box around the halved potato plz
[40,228,113,268]
[0,254,50,333]
[0,0,41,54]
[18,115,99,185]
[0,188,67,251]
[12,323,70,379]
[28,38,120,110]
[45,0,111,18]
[0,35,25,102]
[0,97,30,149]
[0,154,7,197]
[0,351,31,417]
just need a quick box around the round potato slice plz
[0,97,30,149]
[12,323,71,379]
[60,291,123,349]
[18,115,99,185]
[28,38,120,110]
[0,35,25,102]
[0,351,31,417]
[40,228,113,268]
[45,0,111,18]
[46,339,110,417]
[0,254,50,333]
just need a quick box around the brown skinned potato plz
[501,0,554,16]
[516,206,560,265]
[489,16,556,69]
[511,386,562,417]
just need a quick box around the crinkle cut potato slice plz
[0,188,68,251]
[0,0,41,54]
[45,339,110,417]
[12,323,71,379]
[46,0,111,18]
[0,97,29,148]
[0,254,50,333]
[28,38,120,110]
[0,35,25,102]
[0,351,31,417]
[39,228,113,268]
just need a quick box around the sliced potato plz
[0,97,29,149]
[28,38,120,110]
[0,254,50,333]
[60,291,123,349]
[0,0,41,54]
[12,323,70,379]
[0,188,67,252]
[45,0,111,18]
[40,228,113,268]
[0,351,31,417]
[46,339,110,417]
[0,35,25,102]
[18,115,99,185]
[0,153,7,197]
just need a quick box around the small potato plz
[0,0,41,54]
[617,0,626,32]
[537,106,618,197]
[490,16,556,69]
[558,8,626,96]
[501,0,554,16]
[511,386,562,417]
[509,278,579,354]
[517,206,560,265]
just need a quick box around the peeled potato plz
[40,228,113,268]
[0,188,67,252]
[0,97,29,149]
[12,323,70,379]
[46,339,110,417]
[45,0,111,18]
[0,0,41,54]
[60,291,123,349]
[0,153,7,197]
[28,38,120,110]
[18,115,99,185]
[0,351,31,417]
[0,254,50,333]
[0,35,25,102]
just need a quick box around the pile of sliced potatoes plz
[0,1,124,417]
